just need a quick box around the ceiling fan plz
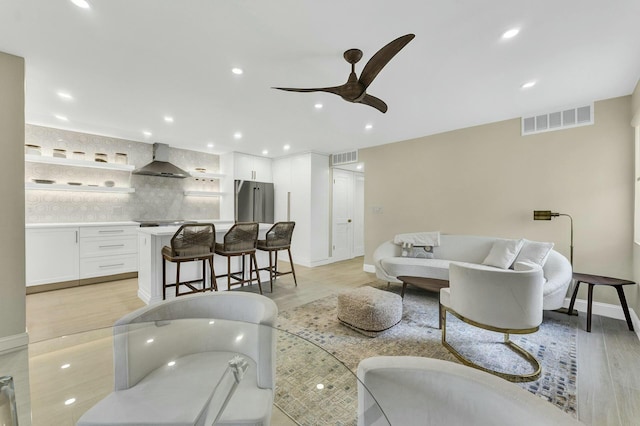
[273,33,415,113]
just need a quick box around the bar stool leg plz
[252,252,262,294]
[175,261,181,297]
[201,259,206,292]
[287,248,297,286]
[209,257,217,291]
[162,258,167,300]
[268,250,274,292]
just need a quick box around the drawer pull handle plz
[99,244,125,248]
[98,230,125,233]
[99,263,125,268]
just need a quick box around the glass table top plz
[27,319,389,425]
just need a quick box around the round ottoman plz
[337,286,403,337]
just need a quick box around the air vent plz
[522,104,593,136]
[331,150,358,166]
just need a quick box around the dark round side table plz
[567,272,636,332]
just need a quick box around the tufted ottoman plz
[337,286,403,337]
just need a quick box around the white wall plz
[0,50,31,425]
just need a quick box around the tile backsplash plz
[25,125,223,223]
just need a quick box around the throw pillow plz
[513,240,554,267]
[409,246,434,259]
[482,238,524,269]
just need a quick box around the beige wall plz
[631,79,640,316]
[0,51,26,339]
[362,96,635,307]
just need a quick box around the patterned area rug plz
[274,283,577,425]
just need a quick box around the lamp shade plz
[533,210,557,220]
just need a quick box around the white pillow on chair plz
[482,238,524,269]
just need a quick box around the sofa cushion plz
[381,258,452,281]
[513,239,554,267]
[482,238,524,269]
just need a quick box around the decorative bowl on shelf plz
[95,153,108,163]
[32,179,55,184]
[67,182,82,186]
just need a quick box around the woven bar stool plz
[257,221,297,292]
[215,222,262,294]
[162,223,217,300]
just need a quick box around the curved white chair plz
[440,262,544,382]
[357,356,583,426]
[77,292,278,426]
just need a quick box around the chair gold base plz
[441,306,541,383]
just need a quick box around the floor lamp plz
[533,210,576,315]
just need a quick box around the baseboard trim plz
[563,297,640,341]
[0,332,29,355]
[363,263,375,273]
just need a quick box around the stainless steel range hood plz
[132,143,190,178]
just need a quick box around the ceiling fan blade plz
[358,34,415,89]
[272,86,343,95]
[357,94,388,113]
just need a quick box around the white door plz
[332,169,365,261]
[353,174,365,256]
[332,169,353,261]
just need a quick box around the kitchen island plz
[137,222,272,304]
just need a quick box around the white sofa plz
[373,234,572,310]
[77,292,278,426]
[357,356,583,425]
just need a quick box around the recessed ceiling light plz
[356,164,363,170]
[55,114,68,121]
[365,123,373,130]
[143,131,152,137]
[234,132,242,140]
[167,361,176,367]
[262,149,268,155]
[521,80,536,89]
[283,144,290,151]
[57,91,73,100]
[231,68,243,75]
[70,0,90,9]
[314,103,323,109]
[164,116,174,123]
[501,28,520,39]
[207,143,214,148]
[61,363,71,369]
[64,398,76,406]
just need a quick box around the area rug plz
[274,283,577,425]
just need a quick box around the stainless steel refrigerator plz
[234,180,274,223]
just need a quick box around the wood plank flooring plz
[26,257,640,425]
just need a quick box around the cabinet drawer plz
[80,254,138,279]
[80,225,139,238]
[80,235,138,258]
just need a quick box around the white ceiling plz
[1,0,639,159]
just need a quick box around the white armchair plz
[77,292,278,426]
[357,356,583,426]
[440,262,544,382]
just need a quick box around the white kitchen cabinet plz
[272,153,330,267]
[25,223,139,289]
[233,153,272,182]
[26,227,79,286]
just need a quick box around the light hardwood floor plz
[26,257,640,425]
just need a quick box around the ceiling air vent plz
[331,150,358,166]
[522,104,593,136]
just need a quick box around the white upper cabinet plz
[233,153,272,182]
